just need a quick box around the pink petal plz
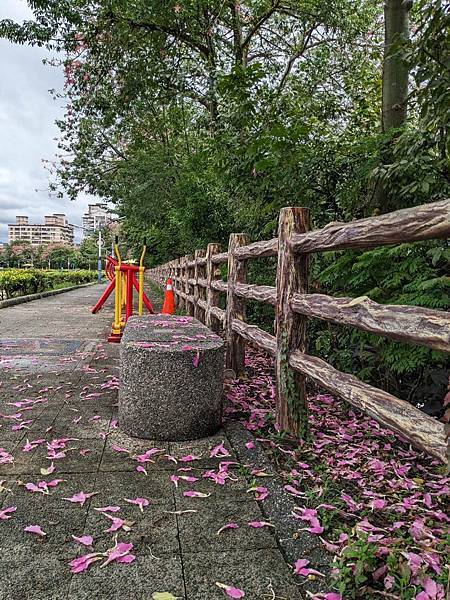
[179,454,201,462]
[62,491,97,506]
[116,554,136,564]
[69,553,102,573]
[93,506,121,513]
[0,506,17,520]
[216,523,239,535]
[106,517,126,532]
[216,583,245,598]
[183,491,210,498]
[210,443,231,458]
[248,521,274,528]
[72,535,94,546]
[24,524,46,536]
[124,497,149,512]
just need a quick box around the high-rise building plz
[8,214,75,246]
[82,203,113,235]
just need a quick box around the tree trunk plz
[382,0,411,132]
[374,0,412,212]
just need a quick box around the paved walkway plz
[0,285,303,600]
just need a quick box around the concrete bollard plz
[119,314,224,441]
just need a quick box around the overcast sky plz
[0,1,97,243]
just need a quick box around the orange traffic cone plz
[162,278,175,315]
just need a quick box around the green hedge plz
[0,269,97,300]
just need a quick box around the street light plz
[73,221,104,284]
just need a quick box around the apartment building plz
[82,203,113,235]
[8,214,75,246]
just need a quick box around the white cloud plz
[0,1,101,243]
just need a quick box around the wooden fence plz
[149,200,450,463]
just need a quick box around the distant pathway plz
[0,284,303,599]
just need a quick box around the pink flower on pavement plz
[72,535,94,546]
[183,491,210,498]
[216,582,245,598]
[25,482,47,494]
[294,559,324,577]
[100,541,135,568]
[179,454,201,462]
[135,448,162,463]
[112,445,129,453]
[105,516,127,533]
[210,443,231,458]
[124,497,149,513]
[62,491,97,506]
[216,523,239,535]
[24,524,46,536]
[248,521,274,528]
[247,486,268,501]
[0,506,17,520]
[93,506,121,513]
[69,552,103,573]
[0,448,14,464]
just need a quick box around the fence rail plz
[149,200,450,463]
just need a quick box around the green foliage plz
[0,269,97,299]
[313,242,449,404]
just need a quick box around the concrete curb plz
[0,281,100,310]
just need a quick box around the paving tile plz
[173,469,250,507]
[92,471,174,506]
[178,497,278,553]
[6,473,98,512]
[0,507,87,559]
[99,435,171,472]
[83,501,179,556]
[0,554,71,600]
[67,555,186,600]
[183,549,304,600]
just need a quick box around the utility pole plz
[97,227,103,284]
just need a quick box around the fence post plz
[225,233,250,375]
[174,258,181,309]
[185,254,194,316]
[275,207,310,438]
[194,249,206,322]
[205,243,221,333]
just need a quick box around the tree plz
[382,0,412,132]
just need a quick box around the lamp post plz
[97,226,102,283]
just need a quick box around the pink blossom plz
[24,524,46,536]
[0,506,17,520]
[72,535,94,546]
[62,491,97,506]
[183,491,210,498]
[123,497,149,513]
[69,553,102,573]
[93,506,121,513]
[100,541,135,568]
[248,521,274,528]
[294,559,323,577]
[179,454,201,462]
[216,523,239,535]
[216,583,245,598]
